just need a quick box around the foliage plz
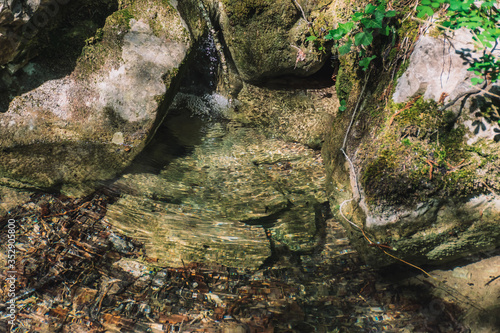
[321,1,396,71]
[339,99,347,112]
[417,0,500,85]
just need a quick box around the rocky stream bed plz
[1,189,498,332]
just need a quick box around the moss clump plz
[335,65,353,103]
[109,9,134,29]
[360,97,482,204]
[221,0,273,26]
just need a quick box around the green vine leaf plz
[417,5,435,18]
[338,38,353,55]
[352,12,364,21]
[326,28,347,40]
[359,55,377,71]
[471,77,484,85]
[355,31,374,46]
[385,10,396,17]
[365,3,377,14]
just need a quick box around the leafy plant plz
[323,1,396,70]
[401,138,412,146]
[339,99,347,112]
[417,0,500,85]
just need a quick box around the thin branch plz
[292,0,310,24]
[339,198,361,230]
[471,85,500,99]
[412,16,454,34]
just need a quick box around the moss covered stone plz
[0,0,198,194]
[324,26,500,266]
[218,0,327,82]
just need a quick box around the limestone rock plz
[392,29,482,104]
[216,0,328,83]
[325,28,500,266]
[0,1,196,194]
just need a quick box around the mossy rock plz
[0,0,200,194]
[324,26,500,266]
[218,0,328,82]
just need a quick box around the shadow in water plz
[261,58,337,91]
[0,0,118,112]
[121,31,224,175]
[122,112,205,175]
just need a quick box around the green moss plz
[221,0,273,25]
[360,97,483,204]
[335,66,353,103]
[107,9,135,30]
[73,9,134,77]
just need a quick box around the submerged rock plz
[106,122,328,269]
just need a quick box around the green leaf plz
[471,77,484,85]
[421,0,432,4]
[306,36,318,42]
[352,12,364,21]
[338,38,352,55]
[354,31,373,46]
[431,2,440,8]
[326,28,346,40]
[381,25,391,36]
[362,18,383,29]
[365,3,377,14]
[359,55,377,71]
[339,99,347,112]
[385,10,396,17]
[416,5,435,18]
[448,0,472,11]
[338,21,355,34]
[373,10,386,24]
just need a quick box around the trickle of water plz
[169,92,232,120]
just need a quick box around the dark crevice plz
[260,58,337,90]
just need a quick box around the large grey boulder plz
[0,1,198,194]
[326,28,500,266]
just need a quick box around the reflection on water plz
[106,110,328,269]
[105,28,329,270]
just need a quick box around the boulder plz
[325,28,500,265]
[216,0,329,83]
[0,0,198,194]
